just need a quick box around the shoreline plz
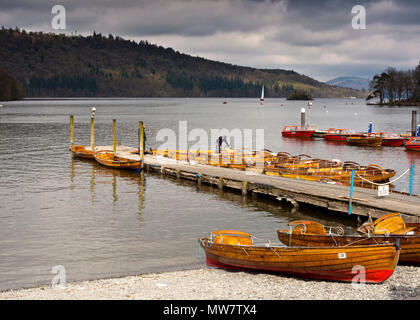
[1,266,419,300]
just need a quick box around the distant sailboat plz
[260,85,264,106]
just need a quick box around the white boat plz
[260,85,264,105]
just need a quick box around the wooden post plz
[70,115,74,147]
[139,121,144,163]
[113,119,117,154]
[410,164,414,196]
[301,108,306,129]
[412,110,417,137]
[90,117,95,152]
[348,169,355,215]
[242,181,248,196]
[218,177,224,190]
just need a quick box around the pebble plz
[1,265,419,300]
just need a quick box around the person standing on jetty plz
[143,124,151,155]
[216,136,230,153]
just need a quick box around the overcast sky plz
[1,0,419,81]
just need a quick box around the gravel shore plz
[1,265,419,300]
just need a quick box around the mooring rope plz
[355,168,410,186]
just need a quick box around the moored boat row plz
[152,148,396,187]
[70,145,142,170]
[282,126,418,150]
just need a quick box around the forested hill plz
[0,68,24,101]
[0,28,364,98]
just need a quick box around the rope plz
[355,168,410,186]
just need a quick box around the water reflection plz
[82,161,146,217]
[150,165,358,229]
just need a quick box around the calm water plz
[0,98,419,290]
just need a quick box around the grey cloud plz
[1,0,419,81]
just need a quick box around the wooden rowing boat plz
[199,230,400,283]
[357,213,418,235]
[94,150,142,170]
[277,216,420,265]
[346,136,383,147]
[70,145,94,159]
[267,161,395,184]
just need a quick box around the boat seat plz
[289,220,327,235]
[370,213,416,235]
[210,230,253,246]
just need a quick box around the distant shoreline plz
[367,101,420,107]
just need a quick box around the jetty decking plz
[89,145,420,223]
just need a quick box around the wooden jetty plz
[85,144,420,223]
[69,116,420,223]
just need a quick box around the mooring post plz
[307,102,312,126]
[218,177,224,190]
[410,164,414,196]
[242,181,248,196]
[113,119,117,154]
[301,108,306,129]
[348,169,355,215]
[90,116,95,152]
[139,121,144,166]
[412,110,417,137]
[70,115,74,147]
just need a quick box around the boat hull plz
[282,130,315,138]
[405,144,420,151]
[324,134,362,142]
[199,238,399,283]
[277,231,420,266]
[70,145,94,159]
[346,136,382,147]
[94,151,142,170]
[382,138,406,147]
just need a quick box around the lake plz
[0,97,419,290]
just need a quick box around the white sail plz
[260,85,264,101]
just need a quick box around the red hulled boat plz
[324,128,362,142]
[368,132,406,147]
[405,137,420,151]
[282,125,315,138]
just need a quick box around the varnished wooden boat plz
[199,230,400,283]
[357,213,419,235]
[267,161,395,184]
[94,150,142,170]
[346,136,383,147]
[70,145,94,159]
[277,215,420,265]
